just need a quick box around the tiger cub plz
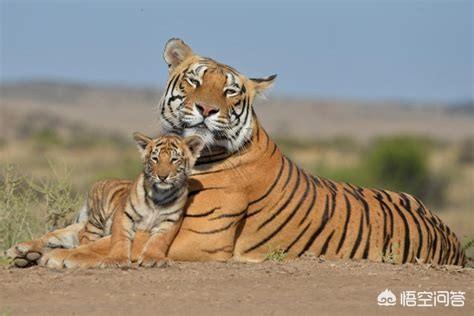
[79,133,204,267]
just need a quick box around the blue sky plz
[1,0,472,102]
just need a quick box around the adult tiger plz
[9,38,465,268]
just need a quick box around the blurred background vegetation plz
[0,83,473,259]
[280,135,449,208]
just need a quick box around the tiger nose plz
[195,103,219,118]
[158,174,168,181]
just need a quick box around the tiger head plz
[133,132,204,190]
[159,38,276,153]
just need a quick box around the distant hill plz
[0,80,161,105]
[449,101,474,115]
[1,80,473,141]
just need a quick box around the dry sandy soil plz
[1,256,473,316]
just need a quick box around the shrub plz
[458,138,474,164]
[313,136,448,207]
[366,137,429,195]
[365,136,448,207]
[32,127,63,147]
[0,165,41,251]
[0,164,82,252]
[28,163,82,230]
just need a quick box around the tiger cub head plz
[133,132,204,190]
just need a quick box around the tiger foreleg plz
[99,209,134,268]
[39,235,111,269]
[7,222,85,268]
[137,220,182,268]
[37,231,151,269]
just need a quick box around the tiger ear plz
[163,38,194,71]
[184,136,204,161]
[133,132,152,155]
[249,74,277,94]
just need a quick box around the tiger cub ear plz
[163,38,194,71]
[249,74,277,94]
[133,132,152,155]
[184,136,204,161]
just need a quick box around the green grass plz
[0,164,81,252]
[0,307,12,316]
[265,249,287,262]
[0,256,11,267]
[462,236,474,259]
[0,165,41,251]
[381,242,400,264]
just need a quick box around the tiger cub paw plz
[137,253,166,268]
[100,256,131,269]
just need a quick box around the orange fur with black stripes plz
[8,38,466,268]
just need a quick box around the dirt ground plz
[0,256,472,316]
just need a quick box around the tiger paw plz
[7,241,43,268]
[39,249,71,269]
[100,256,131,269]
[12,251,42,268]
[137,253,166,268]
[6,242,32,259]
